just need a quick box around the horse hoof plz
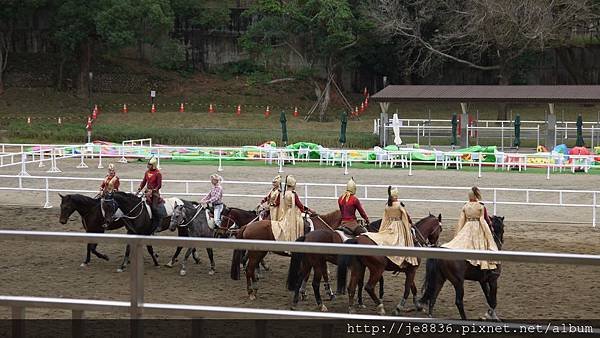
[208,269,215,275]
[249,294,256,301]
[392,307,401,316]
[376,304,386,316]
[180,270,187,276]
[80,262,88,267]
[329,294,336,302]
[319,304,328,312]
[165,261,174,268]
[116,268,124,273]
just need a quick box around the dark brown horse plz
[58,194,127,266]
[337,213,443,315]
[230,210,342,300]
[418,216,504,320]
[286,220,383,312]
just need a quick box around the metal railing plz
[1,230,599,324]
[0,174,599,226]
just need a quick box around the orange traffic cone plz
[151,103,156,113]
[363,87,368,97]
[360,102,365,113]
[93,104,100,115]
[122,104,128,113]
[179,103,185,113]
[92,109,97,120]
[364,97,369,108]
[293,107,299,117]
[208,104,215,113]
[236,105,241,116]
[264,106,270,117]
[86,117,92,130]
[355,106,359,116]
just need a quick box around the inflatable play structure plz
[28,141,599,168]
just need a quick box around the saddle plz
[204,203,227,230]
[141,196,183,219]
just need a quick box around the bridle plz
[174,205,204,228]
[412,216,442,247]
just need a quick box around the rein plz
[313,214,336,233]
[412,218,442,247]
[178,206,204,227]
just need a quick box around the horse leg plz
[192,248,200,264]
[206,248,215,275]
[347,263,361,314]
[484,279,500,321]
[117,244,131,273]
[411,274,420,311]
[91,243,109,261]
[357,263,367,308]
[146,245,159,267]
[312,264,327,312]
[378,276,384,300]
[291,261,310,310]
[179,248,192,276]
[82,243,92,267]
[364,267,386,315]
[299,269,310,301]
[166,247,183,268]
[393,268,415,315]
[450,279,467,320]
[321,260,335,302]
[260,255,270,271]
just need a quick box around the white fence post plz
[43,178,52,208]
[304,185,309,206]
[129,239,144,320]
[593,192,597,228]
[118,146,128,164]
[278,150,284,173]
[546,154,551,180]
[77,147,88,169]
[47,149,61,173]
[343,151,349,176]
[478,153,482,178]
[218,151,224,172]
[408,151,413,176]
[38,148,45,168]
[18,153,29,177]
[97,152,104,169]
[493,189,497,215]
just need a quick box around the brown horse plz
[230,210,342,300]
[286,220,384,312]
[417,216,504,320]
[337,213,443,315]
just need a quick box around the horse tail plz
[420,258,440,303]
[286,236,306,291]
[230,249,243,280]
[336,238,358,294]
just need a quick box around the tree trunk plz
[57,55,66,91]
[77,39,91,98]
[318,83,331,122]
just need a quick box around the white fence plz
[0,142,598,181]
[0,174,598,226]
[1,230,599,331]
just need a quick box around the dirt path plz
[0,161,599,319]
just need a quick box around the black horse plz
[418,216,505,320]
[59,194,127,266]
[101,191,191,272]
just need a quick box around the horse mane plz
[66,194,97,206]
[315,209,342,227]
[414,214,435,228]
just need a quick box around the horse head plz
[58,193,74,224]
[169,204,187,231]
[415,213,443,247]
[100,192,119,226]
[491,215,505,249]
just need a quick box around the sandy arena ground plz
[0,158,599,320]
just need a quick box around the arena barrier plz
[0,142,597,181]
[0,175,598,227]
[0,230,599,336]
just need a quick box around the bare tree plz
[369,0,598,83]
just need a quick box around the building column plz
[546,103,556,149]
[460,102,469,148]
[379,102,389,146]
